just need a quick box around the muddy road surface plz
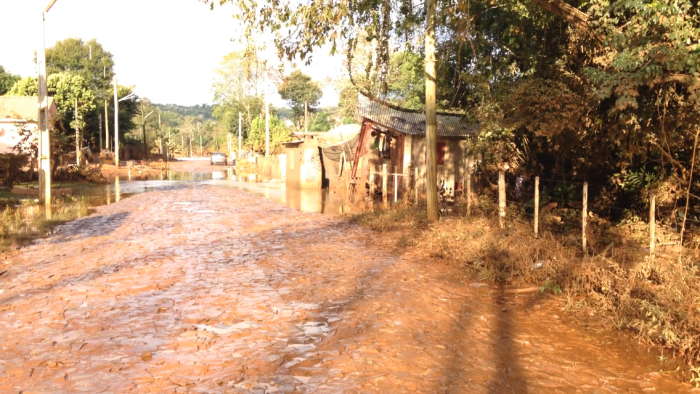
[0,184,692,393]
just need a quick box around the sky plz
[0,0,344,107]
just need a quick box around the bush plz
[0,153,29,188]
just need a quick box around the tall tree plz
[212,50,273,142]
[278,70,322,129]
[45,38,115,95]
[0,65,20,95]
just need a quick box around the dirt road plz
[0,184,691,393]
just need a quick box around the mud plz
[0,184,692,393]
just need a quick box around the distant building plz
[0,96,58,154]
[353,92,478,197]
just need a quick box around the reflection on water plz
[71,170,382,215]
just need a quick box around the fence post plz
[394,173,398,203]
[582,182,588,254]
[382,163,388,203]
[534,176,539,238]
[466,172,472,218]
[649,191,656,255]
[499,170,506,229]
[369,172,375,197]
[403,167,410,204]
[414,167,419,204]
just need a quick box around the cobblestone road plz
[0,184,691,393]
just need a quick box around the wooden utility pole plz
[466,172,472,217]
[582,182,588,254]
[534,176,540,238]
[425,0,439,221]
[649,192,656,255]
[382,163,388,203]
[499,170,506,229]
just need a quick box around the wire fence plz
[362,168,700,254]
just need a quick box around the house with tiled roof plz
[352,92,477,198]
[0,96,58,154]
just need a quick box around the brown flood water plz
[1,177,693,393]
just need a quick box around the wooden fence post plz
[534,176,539,238]
[414,167,419,204]
[403,167,410,204]
[382,163,388,203]
[394,173,398,203]
[649,191,656,255]
[499,170,506,229]
[582,182,588,254]
[466,172,472,218]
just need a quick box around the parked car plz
[211,152,227,166]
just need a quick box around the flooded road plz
[0,182,693,392]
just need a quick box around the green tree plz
[212,50,272,142]
[278,70,322,128]
[309,110,332,132]
[45,38,115,95]
[0,65,20,95]
[387,52,425,110]
[247,115,291,154]
[8,73,95,121]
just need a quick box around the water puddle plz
[67,170,375,216]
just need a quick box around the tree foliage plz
[247,115,292,154]
[278,70,322,125]
[45,38,115,98]
[0,65,20,95]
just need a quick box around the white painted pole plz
[38,9,52,205]
[265,100,270,157]
[104,100,109,150]
[113,76,119,168]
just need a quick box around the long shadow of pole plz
[489,284,528,394]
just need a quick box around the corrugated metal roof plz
[355,92,478,137]
[0,96,57,121]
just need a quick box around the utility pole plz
[141,101,147,160]
[304,101,308,132]
[158,112,162,155]
[104,100,109,150]
[74,98,80,165]
[265,99,270,157]
[98,112,103,153]
[425,0,439,221]
[113,76,119,167]
[197,122,202,156]
[38,2,55,206]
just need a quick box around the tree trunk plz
[425,0,439,221]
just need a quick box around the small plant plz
[690,365,700,388]
[540,280,563,295]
